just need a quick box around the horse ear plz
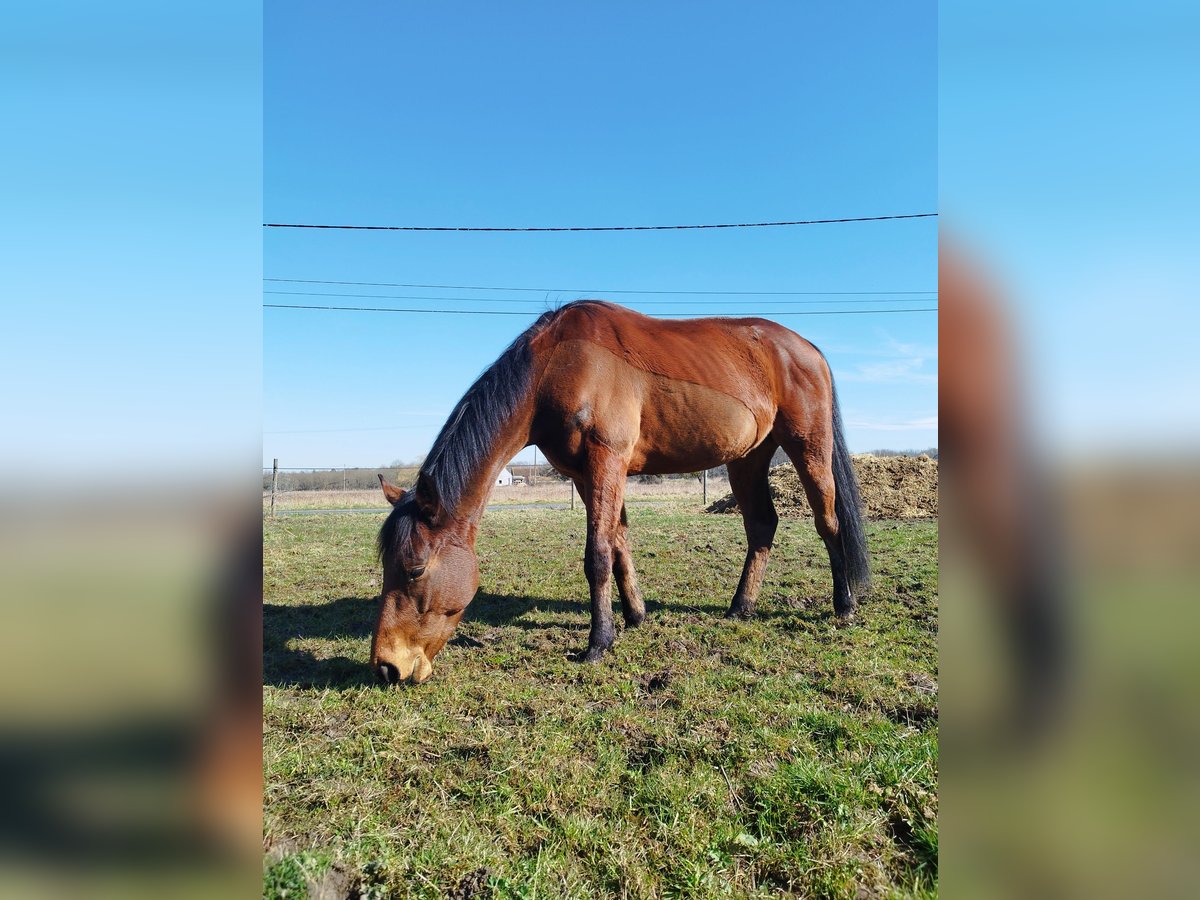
[377,474,406,506]
[414,472,443,523]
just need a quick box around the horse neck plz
[443,404,534,539]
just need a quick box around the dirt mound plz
[706,455,938,520]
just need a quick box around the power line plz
[265,277,936,296]
[266,304,535,315]
[264,289,935,306]
[262,212,937,232]
[264,303,937,317]
[265,424,437,435]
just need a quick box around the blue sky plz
[2,3,261,477]
[3,2,1193,482]
[264,2,937,469]
[941,2,1200,454]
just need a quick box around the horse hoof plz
[725,606,755,620]
[581,645,610,663]
[623,611,646,629]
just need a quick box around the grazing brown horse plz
[372,300,869,685]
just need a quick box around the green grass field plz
[264,505,937,899]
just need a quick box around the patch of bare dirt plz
[447,867,493,899]
[706,455,938,520]
[309,863,360,900]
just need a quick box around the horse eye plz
[409,565,426,580]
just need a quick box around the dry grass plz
[263,477,733,511]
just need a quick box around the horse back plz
[540,301,826,395]
[529,302,831,473]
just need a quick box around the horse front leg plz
[573,484,645,630]
[579,452,628,662]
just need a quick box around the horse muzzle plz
[372,649,433,686]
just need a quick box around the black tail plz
[830,384,871,595]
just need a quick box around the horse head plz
[371,474,478,685]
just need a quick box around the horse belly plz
[533,340,772,476]
[630,373,768,475]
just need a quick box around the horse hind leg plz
[776,434,856,620]
[725,439,779,619]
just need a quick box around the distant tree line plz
[263,449,937,492]
[263,466,420,493]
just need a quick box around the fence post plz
[271,458,279,517]
[570,481,574,510]
[702,468,707,505]
[532,447,537,486]
[343,466,347,491]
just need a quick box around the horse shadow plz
[263,589,833,688]
[462,592,755,626]
[263,596,375,689]
[263,591,588,688]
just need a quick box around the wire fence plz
[262,461,730,515]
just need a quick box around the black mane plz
[378,495,419,564]
[379,304,577,561]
